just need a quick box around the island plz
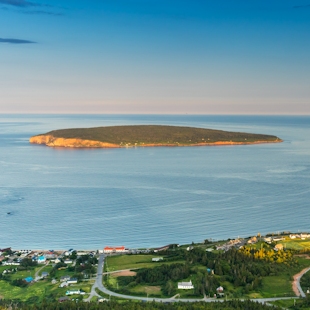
[29,125,282,148]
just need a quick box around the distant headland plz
[29,125,282,148]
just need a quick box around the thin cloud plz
[0,38,36,44]
[23,9,63,15]
[293,4,310,8]
[0,0,64,15]
[0,0,36,7]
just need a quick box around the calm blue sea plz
[0,114,309,250]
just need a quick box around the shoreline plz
[29,135,283,148]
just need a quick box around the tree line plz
[0,299,282,310]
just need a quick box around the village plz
[1,231,310,303]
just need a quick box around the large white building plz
[178,280,194,290]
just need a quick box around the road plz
[87,254,301,304]
[294,267,310,297]
[34,261,49,281]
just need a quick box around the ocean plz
[0,114,309,250]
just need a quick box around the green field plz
[260,275,294,298]
[105,255,184,272]
[282,239,310,250]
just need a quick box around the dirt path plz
[110,270,137,277]
[34,261,49,280]
[292,267,310,297]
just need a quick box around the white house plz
[67,278,78,284]
[60,275,71,282]
[66,290,81,296]
[178,280,194,290]
[59,282,68,288]
[216,286,224,293]
[152,257,163,262]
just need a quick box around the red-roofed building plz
[103,246,127,254]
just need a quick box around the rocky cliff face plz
[29,135,120,148]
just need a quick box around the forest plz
[110,246,297,297]
[0,299,283,310]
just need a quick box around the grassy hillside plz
[39,125,281,145]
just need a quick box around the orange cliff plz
[29,135,121,148]
[29,135,283,148]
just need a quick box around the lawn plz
[0,279,67,301]
[282,240,310,250]
[257,256,310,298]
[270,298,302,309]
[0,267,93,302]
[260,275,294,298]
[105,254,185,272]
[129,285,162,297]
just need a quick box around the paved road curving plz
[294,267,310,297]
[88,254,300,304]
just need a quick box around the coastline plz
[29,135,283,148]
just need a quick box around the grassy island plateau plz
[29,125,282,148]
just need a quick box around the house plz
[59,282,69,288]
[247,237,257,244]
[273,237,285,242]
[300,234,310,240]
[37,256,46,264]
[216,286,224,293]
[64,259,73,264]
[77,251,88,256]
[67,278,78,284]
[216,286,225,297]
[152,257,163,262]
[274,244,284,251]
[41,272,49,278]
[0,248,11,254]
[178,280,194,290]
[24,276,33,283]
[3,261,20,266]
[264,237,272,243]
[60,275,71,282]
[66,290,81,296]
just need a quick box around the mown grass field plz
[105,255,185,272]
[260,275,294,298]
[270,298,302,309]
[258,257,310,298]
[282,239,310,250]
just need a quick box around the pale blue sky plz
[0,0,309,114]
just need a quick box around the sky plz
[0,0,309,114]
